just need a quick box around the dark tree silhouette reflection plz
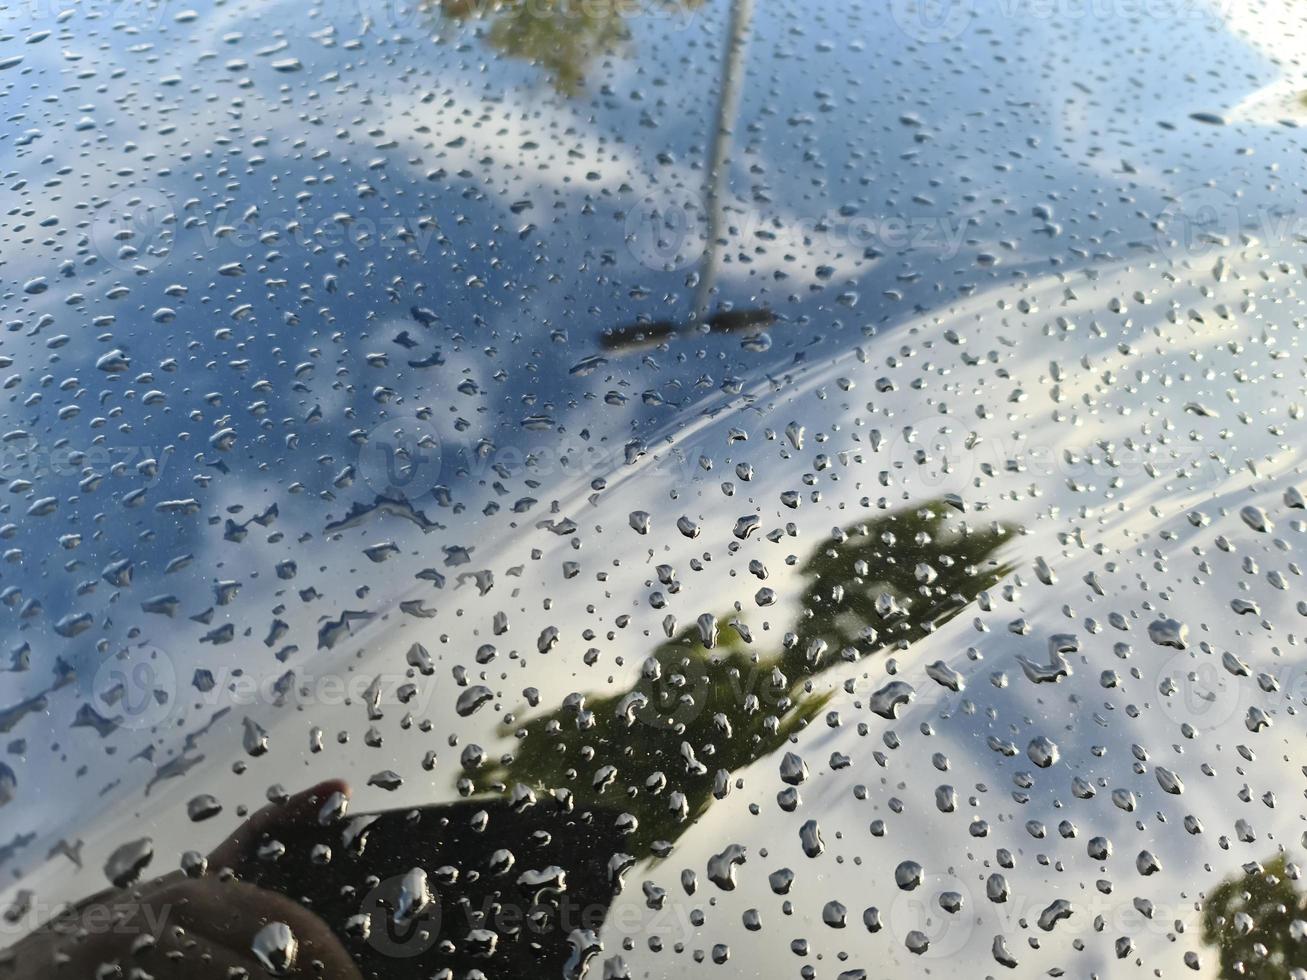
[793,501,1015,667]
[1,505,1014,979]
[1202,854,1307,978]
[438,0,702,95]
[470,500,1014,856]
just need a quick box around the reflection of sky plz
[12,244,1307,977]
[3,0,1307,974]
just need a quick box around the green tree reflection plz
[438,0,701,95]
[792,501,1014,668]
[470,501,1013,855]
[1203,854,1307,978]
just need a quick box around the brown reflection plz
[438,0,702,95]
[1202,854,1307,978]
[3,778,627,979]
[1,781,366,980]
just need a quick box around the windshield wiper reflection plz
[599,307,776,353]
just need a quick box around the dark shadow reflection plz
[0,502,1011,979]
[1202,854,1307,978]
[472,501,1014,855]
